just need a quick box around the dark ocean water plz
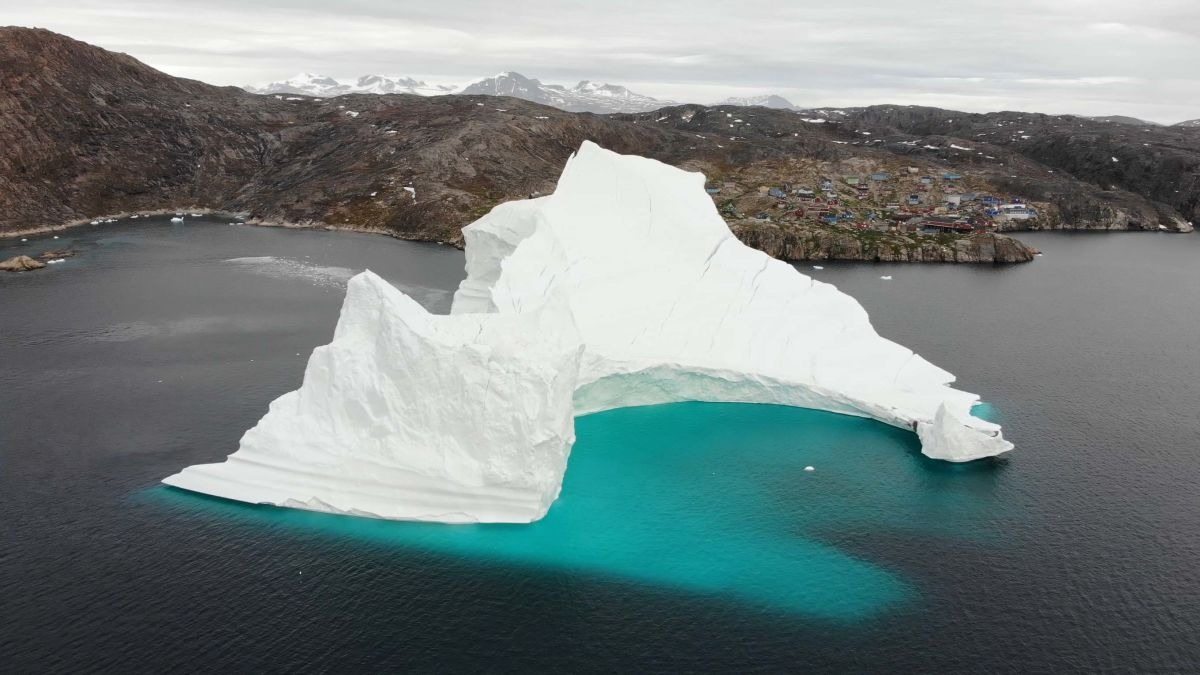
[2,219,1199,672]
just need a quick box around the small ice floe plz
[880,275,893,280]
[1111,156,1119,163]
[170,217,184,223]
[190,213,203,217]
[130,215,140,219]
[89,220,99,225]
[812,265,824,270]
[46,258,65,264]
[20,238,27,242]
[804,466,815,472]
[52,235,60,239]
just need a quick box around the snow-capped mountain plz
[458,72,670,113]
[716,94,799,110]
[244,73,455,97]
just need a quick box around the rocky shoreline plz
[733,221,1038,263]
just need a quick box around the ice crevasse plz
[163,141,1014,523]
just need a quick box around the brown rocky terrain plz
[3,27,1189,265]
[626,105,1196,233]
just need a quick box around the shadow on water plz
[144,401,1013,623]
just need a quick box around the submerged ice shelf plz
[164,142,1013,523]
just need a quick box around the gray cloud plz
[8,0,1200,122]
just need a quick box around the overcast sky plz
[7,0,1200,122]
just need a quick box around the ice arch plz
[164,142,1012,523]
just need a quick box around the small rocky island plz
[0,249,75,272]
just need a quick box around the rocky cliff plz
[732,222,1036,263]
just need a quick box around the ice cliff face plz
[454,143,1011,453]
[163,273,582,523]
[164,141,1013,524]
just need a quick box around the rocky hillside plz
[3,27,1190,265]
[623,105,1197,232]
[808,105,1199,229]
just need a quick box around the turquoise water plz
[157,401,1010,621]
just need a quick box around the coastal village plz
[706,160,1040,236]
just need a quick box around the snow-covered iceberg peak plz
[165,141,1012,525]
[454,140,1013,459]
[163,271,583,523]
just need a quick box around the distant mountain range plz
[457,72,671,113]
[716,95,799,110]
[244,71,673,113]
[244,73,456,97]
[1088,115,1200,128]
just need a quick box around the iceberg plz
[163,141,1013,524]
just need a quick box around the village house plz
[922,215,973,233]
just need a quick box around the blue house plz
[943,172,963,180]
[907,194,921,205]
[980,195,1000,206]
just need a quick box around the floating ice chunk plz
[804,466,815,472]
[46,258,65,264]
[918,403,1013,462]
[880,275,893,280]
[812,265,824,270]
[170,217,184,223]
